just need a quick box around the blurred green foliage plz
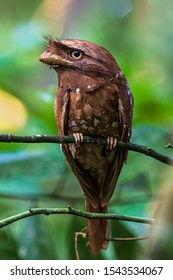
[0,0,172,260]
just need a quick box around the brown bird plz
[39,37,133,255]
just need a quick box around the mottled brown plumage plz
[39,37,133,255]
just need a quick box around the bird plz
[39,37,133,255]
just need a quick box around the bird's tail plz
[86,198,109,255]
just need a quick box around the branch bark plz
[0,206,155,229]
[0,134,172,166]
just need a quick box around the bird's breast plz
[68,87,120,137]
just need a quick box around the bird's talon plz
[73,133,84,146]
[107,136,117,151]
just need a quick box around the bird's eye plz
[70,50,83,60]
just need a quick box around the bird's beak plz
[39,51,73,67]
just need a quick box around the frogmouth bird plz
[39,37,133,255]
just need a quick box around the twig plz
[0,134,172,166]
[0,206,155,229]
[107,236,149,241]
[75,229,87,260]
[0,191,160,205]
[165,143,173,149]
[74,230,148,259]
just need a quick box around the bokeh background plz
[0,0,172,260]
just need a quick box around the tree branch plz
[0,206,155,229]
[0,134,172,166]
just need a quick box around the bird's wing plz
[100,80,133,207]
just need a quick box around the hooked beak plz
[39,51,73,67]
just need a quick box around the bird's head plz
[39,37,120,79]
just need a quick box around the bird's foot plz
[106,136,117,151]
[73,133,84,146]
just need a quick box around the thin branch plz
[107,236,149,241]
[0,191,83,203]
[0,134,172,166]
[0,191,160,205]
[75,230,87,260]
[74,231,148,260]
[165,143,173,149]
[0,206,155,229]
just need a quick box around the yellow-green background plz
[0,0,172,259]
